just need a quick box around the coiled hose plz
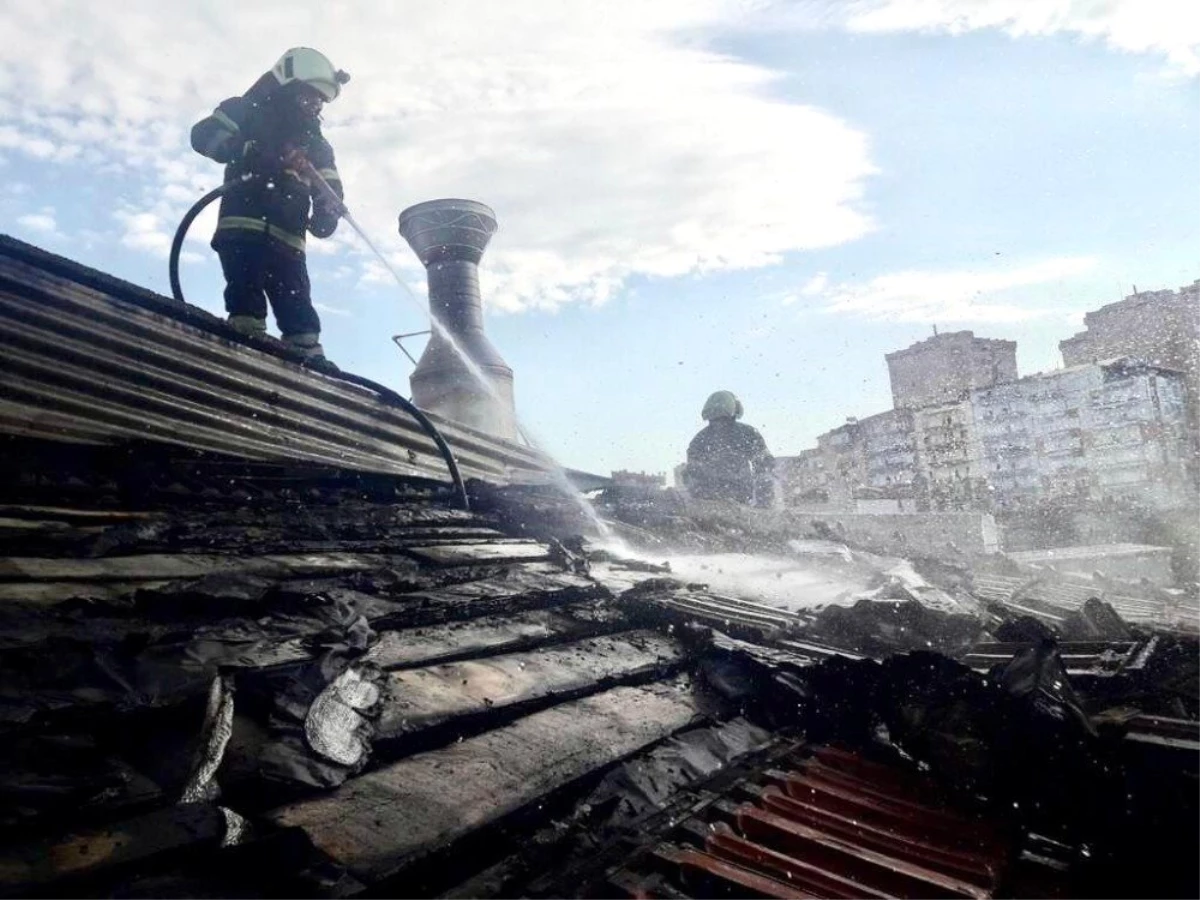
[169,182,470,509]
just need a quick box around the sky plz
[2,0,1198,477]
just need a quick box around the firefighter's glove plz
[241,141,305,175]
[280,146,309,170]
[309,200,341,238]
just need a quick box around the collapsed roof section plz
[0,235,1196,899]
[0,448,1194,898]
[0,441,1190,898]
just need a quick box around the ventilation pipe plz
[398,199,517,440]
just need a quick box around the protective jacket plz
[686,418,773,505]
[190,76,343,253]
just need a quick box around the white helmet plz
[270,47,349,102]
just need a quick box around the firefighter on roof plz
[684,390,775,506]
[191,47,348,365]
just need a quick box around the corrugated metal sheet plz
[612,745,1013,899]
[971,571,1182,627]
[963,640,1141,677]
[0,236,555,484]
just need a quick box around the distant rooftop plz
[974,355,1184,390]
[885,329,1016,360]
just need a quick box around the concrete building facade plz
[772,281,1197,516]
[859,408,920,494]
[1060,280,1199,392]
[912,400,983,510]
[886,330,1018,410]
[1060,280,1200,476]
[784,410,923,510]
[612,470,666,489]
[969,358,1190,509]
[776,448,831,504]
[784,357,1190,514]
[815,419,868,506]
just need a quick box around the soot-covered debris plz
[0,434,1194,898]
[802,596,985,656]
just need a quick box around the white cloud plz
[313,301,352,317]
[0,0,876,311]
[840,0,1200,76]
[779,272,828,305]
[306,229,358,257]
[809,256,1098,323]
[800,272,829,296]
[114,208,173,256]
[185,204,219,247]
[16,210,60,237]
[0,126,63,161]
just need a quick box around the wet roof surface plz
[0,435,1194,898]
[0,235,1196,898]
[0,439,702,895]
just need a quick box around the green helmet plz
[702,390,743,421]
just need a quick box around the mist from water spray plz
[339,208,612,538]
[343,215,994,619]
[340,217,938,608]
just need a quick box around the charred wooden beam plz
[376,630,686,744]
[0,803,225,896]
[268,680,702,885]
[364,604,623,670]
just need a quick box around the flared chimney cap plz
[398,199,497,265]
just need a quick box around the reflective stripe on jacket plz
[191,84,343,254]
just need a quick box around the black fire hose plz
[168,184,471,510]
[328,371,470,511]
[169,181,230,304]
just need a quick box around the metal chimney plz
[398,199,517,440]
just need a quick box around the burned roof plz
[0,234,1196,898]
[0,439,695,894]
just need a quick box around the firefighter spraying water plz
[190,47,349,368]
[182,47,613,536]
